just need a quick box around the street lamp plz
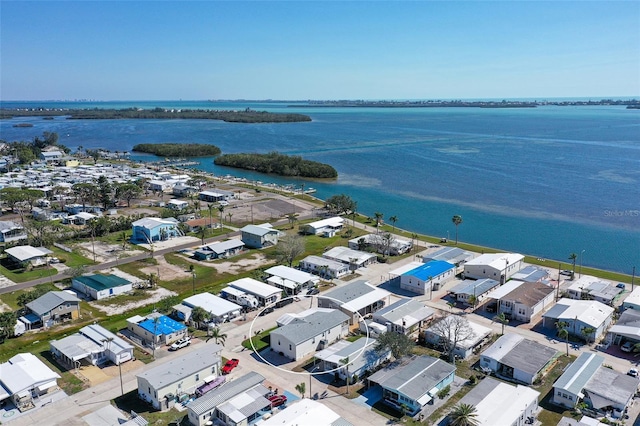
[579,250,585,278]
[192,271,196,294]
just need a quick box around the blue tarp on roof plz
[404,260,454,280]
[138,315,186,336]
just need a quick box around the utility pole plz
[556,263,562,301]
[632,266,636,291]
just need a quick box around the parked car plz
[222,358,239,374]
[307,288,319,295]
[628,368,638,378]
[560,270,573,276]
[259,306,275,316]
[617,283,626,289]
[621,341,634,352]
[169,337,191,351]
[268,394,287,407]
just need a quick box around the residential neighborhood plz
[0,151,639,426]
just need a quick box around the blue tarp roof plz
[138,315,186,336]
[404,260,454,280]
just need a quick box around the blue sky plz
[1,1,638,100]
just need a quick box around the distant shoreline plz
[287,99,640,108]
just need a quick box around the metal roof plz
[26,291,80,316]
[320,280,390,314]
[182,293,242,317]
[241,224,278,236]
[229,278,281,298]
[201,239,244,254]
[449,279,500,296]
[403,260,455,280]
[554,353,604,395]
[75,274,130,291]
[465,253,524,269]
[584,366,640,407]
[368,356,455,401]
[511,265,550,282]
[188,372,265,416]
[373,298,434,327]
[80,324,133,354]
[0,353,61,395]
[50,334,103,361]
[543,298,614,328]
[137,315,186,336]
[271,310,350,345]
[483,334,559,376]
[323,246,377,264]
[5,245,52,262]
[300,255,348,271]
[136,344,222,390]
[264,265,319,285]
[424,247,474,264]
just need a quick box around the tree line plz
[0,132,70,165]
[0,108,312,123]
[214,151,338,178]
[132,143,221,157]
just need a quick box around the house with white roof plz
[567,276,622,305]
[298,255,349,279]
[391,260,456,295]
[264,264,320,294]
[50,324,134,368]
[425,316,492,360]
[457,377,540,426]
[542,298,614,342]
[622,287,640,311]
[553,352,640,416]
[0,220,27,243]
[166,199,190,211]
[318,280,391,324]
[194,239,244,261]
[40,150,64,162]
[372,298,435,336]
[181,293,242,323]
[131,217,182,243]
[259,399,354,426]
[348,233,413,256]
[479,334,559,384]
[302,216,344,236]
[368,355,456,416]
[240,224,279,248]
[315,337,391,381]
[449,279,500,306]
[322,246,377,270]
[198,189,233,203]
[463,252,525,284]
[186,372,268,426]
[511,265,551,284]
[0,353,61,412]
[227,277,281,306]
[422,246,475,273]
[5,245,53,267]
[137,344,223,411]
[270,308,350,360]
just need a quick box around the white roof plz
[229,278,281,298]
[267,276,297,289]
[5,245,52,262]
[80,324,133,355]
[276,308,335,327]
[259,398,350,426]
[321,281,390,314]
[480,333,523,362]
[132,217,176,229]
[427,319,492,350]
[74,212,97,220]
[485,280,526,299]
[183,293,242,317]
[221,287,247,298]
[465,253,524,269]
[323,246,377,264]
[264,265,319,285]
[0,353,60,395]
[544,298,614,328]
[389,261,424,276]
[168,199,189,205]
[624,287,640,307]
[308,216,344,230]
[474,380,540,426]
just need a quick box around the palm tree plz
[295,382,306,398]
[191,306,211,329]
[411,232,418,253]
[568,253,577,280]
[389,215,398,232]
[452,215,463,245]
[209,327,227,345]
[556,321,570,355]
[286,213,298,229]
[581,326,596,344]
[193,200,201,218]
[218,205,225,228]
[493,312,509,335]
[207,203,214,229]
[449,403,480,426]
[373,212,383,233]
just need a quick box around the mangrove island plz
[214,151,338,178]
[132,143,221,157]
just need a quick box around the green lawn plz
[49,246,94,268]
[242,327,277,351]
[113,391,188,425]
[0,261,57,283]
[0,283,59,310]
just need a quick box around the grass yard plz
[242,327,277,352]
[0,283,59,310]
[534,354,577,425]
[0,261,57,283]
[49,246,94,268]
[113,391,188,426]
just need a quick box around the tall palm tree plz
[452,215,463,245]
[374,212,383,233]
[556,321,570,355]
[568,253,577,280]
[389,215,398,232]
[449,403,480,426]
[207,203,214,229]
[218,205,225,228]
[193,200,201,218]
[411,233,418,253]
[493,312,509,335]
[209,327,227,345]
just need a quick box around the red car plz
[222,358,239,374]
[268,394,287,407]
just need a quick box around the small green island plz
[214,152,338,178]
[0,107,312,123]
[132,143,222,157]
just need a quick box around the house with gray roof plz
[479,333,559,384]
[194,239,244,260]
[542,298,614,342]
[298,255,350,279]
[553,352,640,416]
[50,324,133,368]
[607,308,640,347]
[5,245,53,267]
[368,355,455,416]
[318,280,390,324]
[270,309,350,360]
[372,298,434,336]
[423,246,475,273]
[449,278,500,306]
[315,337,391,382]
[187,371,268,426]
[567,276,623,306]
[136,344,223,411]
[240,224,279,248]
[25,291,80,329]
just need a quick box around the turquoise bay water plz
[1,101,638,273]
